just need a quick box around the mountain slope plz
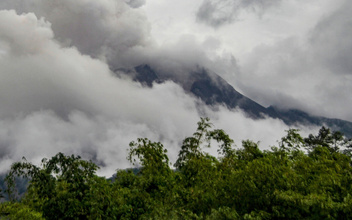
[125,64,352,137]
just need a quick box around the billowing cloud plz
[0,0,347,177]
[0,9,299,177]
[0,0,239,78]
[196,0,282,27]
[0,0,151,68]
[0,10,201,175]
[237,1,352,121]
[124,0,146,8]
[310,1,352,75]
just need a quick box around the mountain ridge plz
[118,64,352,137]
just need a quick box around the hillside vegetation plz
[1,118,352,219]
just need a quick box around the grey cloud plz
[124,0,146,8]
[196,0,239,28]
[0,2,323,176]
[237,1,352,122]
[0,10,202,175]
[0,0,234,74]
[196,0,282,27]
[0,10,296,175]
[310,1,352,75]
[0,0,151,68]
[131,35,240,88]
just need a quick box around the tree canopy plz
[1,118,352,219]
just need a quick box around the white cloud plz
[125,0,146,8]
[0,0,348,177]
[0,10,203,175]
[0,9,295,175]
[196,0,283,27]
[237,1,352,121]
[0,0,151,68]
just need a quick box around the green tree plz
[0,202,44,219]
[304,126,350,153]
[4,153,107,219]
[2,119,352,219]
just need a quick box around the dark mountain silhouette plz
[121,64,352,137]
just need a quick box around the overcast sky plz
[0,0,349,176]
[143,0,352,120]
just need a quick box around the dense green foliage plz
[1,118,352,219]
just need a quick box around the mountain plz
[120,64,352,137]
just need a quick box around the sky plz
[0,0,350,176]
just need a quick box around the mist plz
[0,0,345,176]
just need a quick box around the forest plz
[1,118,352,219]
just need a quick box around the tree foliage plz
[1,118,352,219]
